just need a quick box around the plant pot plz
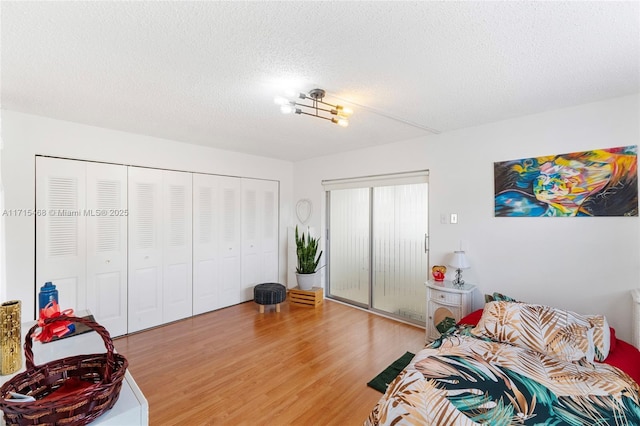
[296,272,318,290]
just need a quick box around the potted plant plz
[295,225,323,290]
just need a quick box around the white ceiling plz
[2,1,639,162]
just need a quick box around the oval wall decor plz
[296,199,312,224]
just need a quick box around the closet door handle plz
[424,234,429,253]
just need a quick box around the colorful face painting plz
[494,146,638,217]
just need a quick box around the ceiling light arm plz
[275,88,351,127]
[299,94,342,110]
[291,102,345,117]
[295,110,332,120]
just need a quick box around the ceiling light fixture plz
[274,88,352,127]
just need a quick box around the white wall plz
[293,94,640,342]
[0,110,294,320]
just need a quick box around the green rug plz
[367,351,415,393]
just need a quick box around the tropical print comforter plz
[366,327,640,425]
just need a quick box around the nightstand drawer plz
[429,288,462,306]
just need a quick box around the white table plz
[0,316,148,425]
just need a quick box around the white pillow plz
[586,315,610,361]
[471,301,595,363]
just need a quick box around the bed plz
[366,297,640,425]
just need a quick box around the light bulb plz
[280,104,294,114]
[336,105,353,116]
[337,118,349,127]
[332,117,349,127]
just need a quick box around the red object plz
[457,308,640,385]
[38,378,95,402]
[457,309,483,326]
[432,266,447,282]
[32,301,74,343]
[609,327,617,352]
[598,338,640,385]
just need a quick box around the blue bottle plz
[38,282,75,335]
[38,281,58,311]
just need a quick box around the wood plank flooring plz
[113,298,426,425]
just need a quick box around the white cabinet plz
[425,280,476,342]
[241,178,279,300]
[0,313,148,425]
[128,168,192,333]
[36,157,128,337]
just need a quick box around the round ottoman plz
[253,283,287,313]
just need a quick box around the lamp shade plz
[448,251,470,269]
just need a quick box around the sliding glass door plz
[325,172,428,324]
[371,183,427,322]
[327,188,370,305]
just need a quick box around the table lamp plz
[448,251,470,287]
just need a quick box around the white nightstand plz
[425,280,477,342]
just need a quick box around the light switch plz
[450,213,458,224]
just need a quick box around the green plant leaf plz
[295,225,322,274]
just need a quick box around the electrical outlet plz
[450,213,458,224]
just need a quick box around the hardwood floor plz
[113,298,426,425]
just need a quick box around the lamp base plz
[452,269,465,288]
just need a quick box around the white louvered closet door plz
[218,176,242,307]
[241,179,261,300]
[128,167,163,333]
[36,157,87,315]
[162,171,192,323]
[86,162,128,337]
[193,173,220,315]
[241,178,279,300]
[260,180,279,284]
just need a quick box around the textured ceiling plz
[1,1,639,161]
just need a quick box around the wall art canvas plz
[494,146,638,217]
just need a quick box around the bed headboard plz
[632,289,640,350]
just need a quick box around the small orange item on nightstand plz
[432,265,446,281]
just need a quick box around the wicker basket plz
[0,315,128,426]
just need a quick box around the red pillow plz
[609,327,617,352]
[601,338,640,385]
[457,309,483,326]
